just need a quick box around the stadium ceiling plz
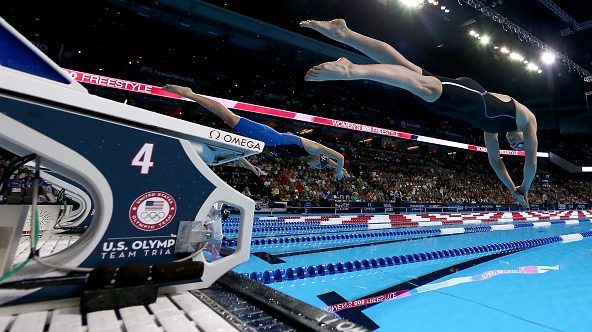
[112,0,592,112]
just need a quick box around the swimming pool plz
[228,211,592,331]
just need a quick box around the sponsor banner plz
[442,130,463,139]
[207,129,263,151]
[400,120,423,130]
[321,201,590,212]
[62,68,549,158]
[254,200,287,213]
[65,69,155,94]
[138,65,195,84]
[556,203,589,210]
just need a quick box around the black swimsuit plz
[422,71,518,133]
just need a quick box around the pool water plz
[229,212,592,331]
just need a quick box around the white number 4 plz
[132,143,154,174]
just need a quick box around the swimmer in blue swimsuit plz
[163,85,349,180]
[301,19,537,207]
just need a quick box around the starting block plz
[0,17,261,312]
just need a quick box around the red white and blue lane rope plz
[223,219,591,246]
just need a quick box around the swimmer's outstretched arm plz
[235,158,267,177]
[162,84,240,128]
[484,132,528,207]
[325,159,350,178]
[516,118,538,197]
[300,138,347,179]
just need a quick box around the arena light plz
[500,46,510,54]
[63,68,549,158]
[479,35,491,45]
[526,63,539,71]
[541,51,556,65]
[469,30,476,36]
[400,0,424,8]
[509,52,524,62]
[460,0,591,78]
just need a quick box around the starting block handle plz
[159,140,254,293]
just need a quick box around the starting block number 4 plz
[132,143,155,174]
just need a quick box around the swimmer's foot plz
[305,57,354,82]
[299,19,350,42]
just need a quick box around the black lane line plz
[317,249,522,331]
[252,252,286,264]
[251,232,465,264]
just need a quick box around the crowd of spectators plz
[213,128,592,207]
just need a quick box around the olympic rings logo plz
[129,191,177,231]
[140,211,165,221]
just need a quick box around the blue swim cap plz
[511,142,525,151]
[315,155,329,169]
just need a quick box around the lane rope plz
[243,231,592,284]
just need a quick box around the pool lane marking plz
[317,250,522,330]
[321,265,559,313]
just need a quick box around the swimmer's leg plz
[233,117,284,146]
[305,58,441,102]
[192,95,241,128]
[300,19,423,74]
[163,85,241,128]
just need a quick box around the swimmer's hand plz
[511,187,529,208]
[335,169,350,180]
[516,185,529,206]
[256,167,268,177]
[163,84,193,96]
